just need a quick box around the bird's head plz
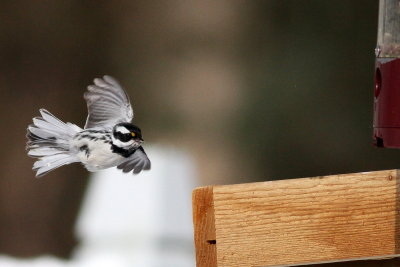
[112,122,144,150]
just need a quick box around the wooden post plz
[192,170,400,267]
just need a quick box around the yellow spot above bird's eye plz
[131,132,136,137]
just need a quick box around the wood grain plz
[193,186,217,267]
[193,170,400,267]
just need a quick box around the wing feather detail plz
[117,147,151,174]
[84,75,134,129]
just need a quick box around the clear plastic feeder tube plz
[376,0,400,57]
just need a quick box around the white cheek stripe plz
[115,126,130,134]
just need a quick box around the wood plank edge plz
[192,186,217,267]
[212,169,400,191]
[268,254,400,267]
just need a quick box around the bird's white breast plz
[71,136,124,172]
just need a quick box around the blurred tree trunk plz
[109,0,251,185]
[0,1,113,258]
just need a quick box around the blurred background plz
[0,0,398,266]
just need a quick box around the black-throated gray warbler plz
[26,75,151,177]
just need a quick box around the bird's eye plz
[131,132,136,137]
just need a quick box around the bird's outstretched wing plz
[117,147,151,174]
[84,75,134,129]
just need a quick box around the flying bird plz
[26,75,151,177]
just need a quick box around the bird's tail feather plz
[26,109,81,177]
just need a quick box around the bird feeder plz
[373,0,400,148]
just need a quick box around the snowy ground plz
[0,146,197,267]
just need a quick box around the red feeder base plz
[374,58,400,148]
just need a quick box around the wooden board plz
[192,170,400,267]
[193,186,217,266]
